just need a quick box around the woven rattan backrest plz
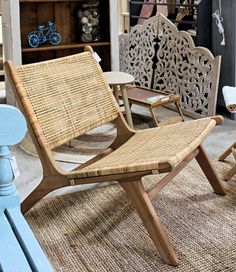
[11,52,119,150]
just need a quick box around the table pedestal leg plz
[112,84,120,104]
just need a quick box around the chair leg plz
[119,179,179,266]
[195,145,226,195]
[218,141,236,161]
[224,163,236,181]
[21,176,68,214]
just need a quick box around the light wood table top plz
[103,72,134,85]
[103,71,134,128]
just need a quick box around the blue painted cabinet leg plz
[0,105,53,271]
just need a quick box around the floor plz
[12,105,236,202]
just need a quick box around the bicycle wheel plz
[49,32,61,45]
[28,33,39,48]
[27,31,36,40]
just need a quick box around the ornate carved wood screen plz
[119,14,221,118]
[120,15,159,89]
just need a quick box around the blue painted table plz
[0,105,53,272]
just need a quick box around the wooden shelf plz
[22,42,110,52]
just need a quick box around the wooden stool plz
[126,86,185,127]
[103,71,134,128]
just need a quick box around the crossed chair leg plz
[119,146,226,266]
[21,145,226,266]
[119,179,179,265]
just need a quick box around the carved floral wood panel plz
[119,14,221,118]
[153,15,220,118]
[119,33,129,73]
[119,15,160,88]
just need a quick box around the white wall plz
[0,16,2,44]
[119,0,129,33]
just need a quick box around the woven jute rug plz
[26,158,236,272]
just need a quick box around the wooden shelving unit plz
[20,0,112,70]
[2,0,119,105]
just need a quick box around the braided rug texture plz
[26,159,236,272]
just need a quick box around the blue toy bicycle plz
[27,21,61,48]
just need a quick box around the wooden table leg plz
[174,102,185,122]
[149,107,159,127]
[120,84,134,128]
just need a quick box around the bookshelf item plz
[27,21,61,48]
[77,1,101,42]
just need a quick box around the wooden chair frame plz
[5,48,226,266]
[218,86,236,180]
[218,142,236,180]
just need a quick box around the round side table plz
[103,71,134,128]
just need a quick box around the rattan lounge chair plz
[5,46,226,266]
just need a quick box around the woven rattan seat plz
[69,119,215,178]
[5,46,226,267]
